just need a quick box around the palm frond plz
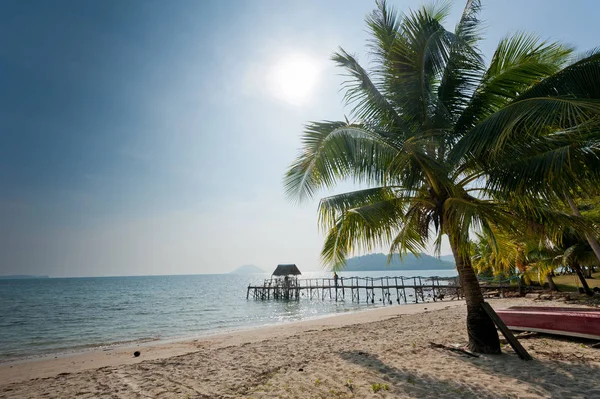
[367,0,401,63]
[284,122,400,202]
[371,2,453,131]
[317,186,402,231]
[435,0,485,132]
[455,49,600,161]
[387,199,434,259]
[456,97,600,159]
[456,32,574,134]
[331,49,406,130]
[320,197,406,270]
[483,128,600,197]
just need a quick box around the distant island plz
[230,265,265,274]
[438,255,456,264]
[0,275,50,280]
[343,253,455,271]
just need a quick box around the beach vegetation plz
[285,0,600,353]
[371,382,390,392]
[345,379,354,392]
[328,388,348,398]
[471,199,600,295]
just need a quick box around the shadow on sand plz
[451,342,600,398]
[340,347,600,398]
[340,350,502,398]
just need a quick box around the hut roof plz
[272,264,302,276]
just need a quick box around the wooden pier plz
[247,276,523,304]
[249,276,457,304]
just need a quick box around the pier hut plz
[272,264,301,279]
[269,264,301,300]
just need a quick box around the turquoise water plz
[0,270,457,360]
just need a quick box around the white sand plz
[1,298,599,398]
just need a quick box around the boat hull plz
[496,307,600,340]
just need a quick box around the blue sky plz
[1,0,599,277]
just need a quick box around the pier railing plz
[247,276,467,304]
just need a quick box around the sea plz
[0,270,457,361]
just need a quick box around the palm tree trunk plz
[449,235,501,354]
[545,272,558,291]
[565,195,600,263]
[572,260,593,296]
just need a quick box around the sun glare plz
[270,54,319,105]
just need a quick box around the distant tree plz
[471,228,562,291]
[554,228,599,295]
[471,229,519,279]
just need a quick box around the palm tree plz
[565,193,600,268]
[284,0,600,353]
[471,229,562,291]
[521,246,561,291]
[471,230,519,279]
[554,228,599,295]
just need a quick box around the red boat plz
[496,306,600,340]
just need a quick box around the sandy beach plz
[1,298,599,398]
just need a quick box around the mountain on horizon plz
[342,253,455,271]
[230,264,265,274]
[439,255,455,264]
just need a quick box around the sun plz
[270,54,319,105]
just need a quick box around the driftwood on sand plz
[429,342,480,358]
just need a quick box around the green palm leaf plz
[284,122,400,202]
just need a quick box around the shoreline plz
[0,300,394,364]
[0,300,464,385]
[2,297,599,398]
[0,296,461,365]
